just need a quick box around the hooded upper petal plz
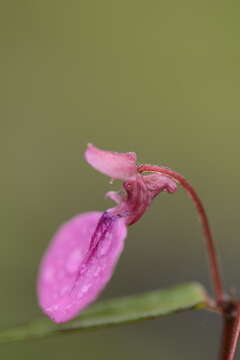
[37,211,127,323]
[111,174,177,225]
[143,173,177,198]
[85,144,137,179]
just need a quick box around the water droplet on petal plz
[97,234,112,257]
[43,267,55,283]
[66,249,83,274]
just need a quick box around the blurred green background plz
[1,0,240,358]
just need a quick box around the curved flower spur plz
[37,144,177,323]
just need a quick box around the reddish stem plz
[220,304,236,360]
[224,304,240,360]
[138,164,224,304]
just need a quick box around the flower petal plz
[85,144,137,179]
[105,191,123,204]
[37,212,127,323]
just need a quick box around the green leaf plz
[0,282,208,344]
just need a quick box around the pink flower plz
[37,144,177,323]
